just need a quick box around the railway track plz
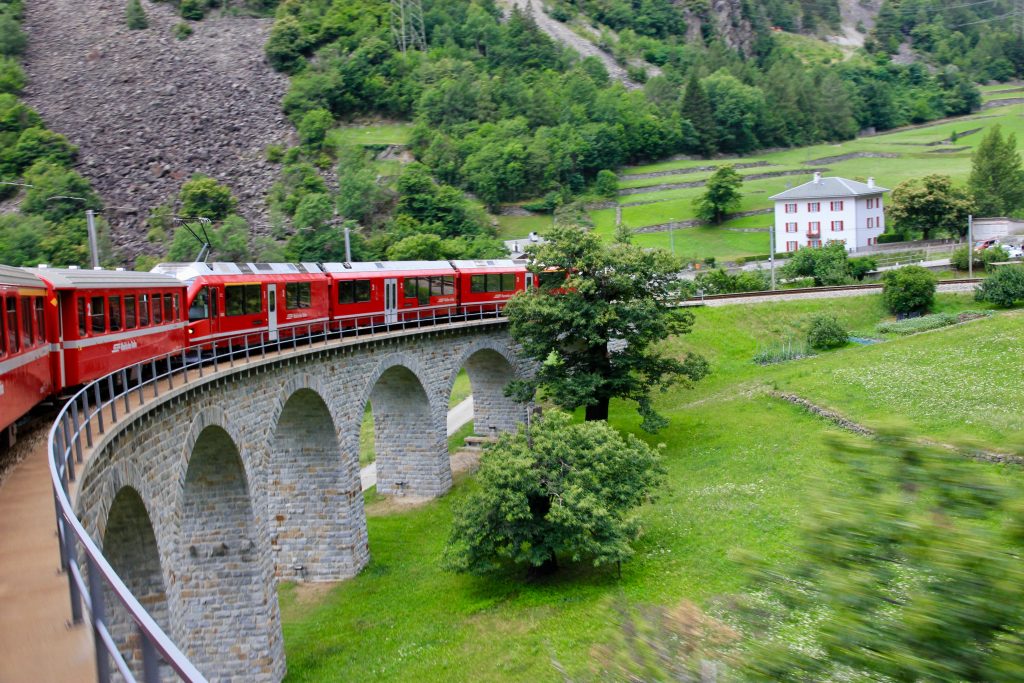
[683,278,982,304]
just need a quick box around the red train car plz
[322,261,458,326]
[450,259,531,309]
[153,261,329,347]
[29,267,189,388]
[0,265,54,441]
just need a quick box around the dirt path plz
[500,0,655,89]
[20,0,291,254]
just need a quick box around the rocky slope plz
[20,0,293,256]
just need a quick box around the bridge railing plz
[48,303,508,683]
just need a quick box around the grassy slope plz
[282,293,1022,681]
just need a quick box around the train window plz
[443,276,454,296]
[405,277,429,305]
[338,279,371,304]
[285,282,312,310]
[430,277,443,297]
[163,294,173,322]
[0,298,5,356]
[5,297,17,353]
[501,273,516,291]
[90,296,105,334]
[225,284,261,316]
[189,288,209,322]
[173,294,181,321]
[124,295,137,329]
[470,275,485,293]
[539,271,564,288]
[152,295,163,325]
[108,296,122,332]
[34,297,45,341]
[21,297,32,346]
[485,274,502,293]
[139,294,150,326]
[403,278,417,299]
[77,297,87,336]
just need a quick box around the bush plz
[265,15,305,73]
[0,12,27,57]
[265,144,285,163]
[876,231,905,244]
[594,169,618,197]
[0,56,25,95]
[179,0,204,20]
[125,0,148,29]
[806,314,848,350]
[848,255,877,281]
[882,265,937,314]
[178,175,236,221]
[173,22,192,40]
[975,264,1024,307]
[952,244,1010,271]
[297,108,332,149]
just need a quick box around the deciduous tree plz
[693,165,742,225]
[443,410,664,576]
[505,225,708,431]
[889,174,975,238]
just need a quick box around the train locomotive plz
[0,258,530,444]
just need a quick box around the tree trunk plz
[585,397,610,422]
[529,551,559,578]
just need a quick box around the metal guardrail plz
[683,278,982,305]
[48,304,508,683]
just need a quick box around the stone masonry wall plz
[74,323,531,682]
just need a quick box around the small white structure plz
[770,173,889,253]
[971,217,1024,241]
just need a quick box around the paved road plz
[360,397,474,491]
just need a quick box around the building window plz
[830,200,844,211]
[867,197,882,209]
[785,222,797,233]
[808,239,822,248]
[867,237,877,246]
[867,217,874,229]
[831,221,844,231]
[807,202,820,212]
[784,203,797,213]
[786,241,798,252]
[808,221,821,235]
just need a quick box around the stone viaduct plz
[71,320,531,681]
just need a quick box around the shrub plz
[10,126,77,173]
[265,15,305,73]
[0,56,25,95]
[876,232,904,244]
[848,256,877,281]
[173,22,192,40]
[178,175,236,221]
[594,169,618,198]
[952,245,1010,271]
[265,144,284,163]
[297,108,332,149]
[882,265,937,314]
[975,264,1024,307]
[0,11,27,57]
[179,0,204,20]
[806,314,848,350]
[125,0,148,29]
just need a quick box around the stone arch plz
[101,485,170,679]
[446,341,526,438]
[355,356,449,497]
[176,424,283,682]
[267,382,368,581]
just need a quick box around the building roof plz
[770,175,889,201]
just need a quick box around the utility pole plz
[86,210,100,269]
[968,214,973,278]
[390,0,426,53]
[344,225,352,263]
[769,225,776,291]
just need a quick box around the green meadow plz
[282,293,1023,681]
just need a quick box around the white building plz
[770,173,889,253]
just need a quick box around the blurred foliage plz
[883,264,937,314]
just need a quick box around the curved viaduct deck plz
[3,318,532,682]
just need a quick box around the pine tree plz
[680,72,717,158]
[125,0,148,30]
[968,124,1024,216]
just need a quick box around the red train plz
[1,259,530,445]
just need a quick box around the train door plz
[525,272,534,289]
[267,283,279,341]
[384,278,398,324]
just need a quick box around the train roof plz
[152,262,323,281]
[27,267,183,290]
[0,264,48,289]
[449,259,527,270]
[321,261,455,274]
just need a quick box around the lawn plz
[598,104,1024,263]
[282,292,1023,681]
[327,123,414,147]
